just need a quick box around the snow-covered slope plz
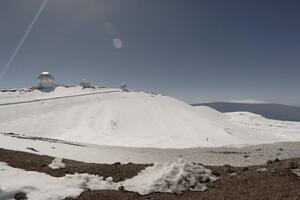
[226,112,300,138]
[0,87,300,148]
[194,101,300,122]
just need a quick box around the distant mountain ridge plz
[192,102,300,122]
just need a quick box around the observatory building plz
[37,72,57,92]
[80,79,92,89]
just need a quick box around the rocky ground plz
[0,148,148,182]
[0,148,300,200]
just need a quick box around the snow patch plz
[48,158,65,169]
[0,162,86,200]
[0,159,217,199]
[121,158,217,195]
[257,168,267,172]
[292,168,300,178]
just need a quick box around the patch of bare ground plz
[0,148,300,200]
[0,148,149,181]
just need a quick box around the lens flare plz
[113,38,123,49]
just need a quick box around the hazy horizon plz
[1,0,300,105]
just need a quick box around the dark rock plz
[14,192,27,200]
[267,160,273,164]
[40,163,47,167]
[224,167,234,174]
[274,158,280,163]
[26,147,38,152]
[241,167,249,171]
[118,185,125,191]
[287,161,298,169]
[113,162,121,166]
[114,177,124,182]
[173,189,183,195]
[212,171,221,176]
[64,198,74,200]
[207,182,215,188]
[242,178,248,183]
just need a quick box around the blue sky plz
[0,0,300,105]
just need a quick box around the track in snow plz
[0,90,120,107]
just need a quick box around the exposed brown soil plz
[0,148,149,181]
[0,148,300,200]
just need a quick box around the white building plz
[37,72,56,92]
[120,83,128,91]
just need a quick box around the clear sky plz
[0,0,299,105]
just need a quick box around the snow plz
[257,168,267,172]
[1,132,300,166]
[1,85,299,200]
[0,87,300,148]
[0,86,120,105]
[0,87,240,148]
[0,160,216,199]
[48,158,65,169]
[226,112,300,140]
[227,99,269,104]
[292,168,300,178]
[0,162,87,200]
[121,158,217,195]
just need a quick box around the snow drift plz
[48,158,65,170]
[0,87,300,148]
[121,158,217,194]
